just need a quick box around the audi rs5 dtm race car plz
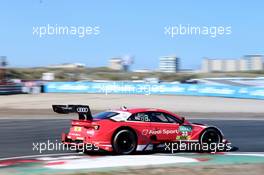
[53,105,231,155]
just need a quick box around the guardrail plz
[43,82,264,100]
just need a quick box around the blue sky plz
[0,0,263,70]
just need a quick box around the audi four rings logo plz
[77,107,89,113]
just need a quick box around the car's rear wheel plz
[200,128,222,152]
[112,129,137,155]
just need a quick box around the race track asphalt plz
[0,118,264,159]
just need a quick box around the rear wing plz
[52,104,92,120]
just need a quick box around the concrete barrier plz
[0,84,24,95]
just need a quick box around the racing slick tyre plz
[112,129,137,155]
[199,128,222,152]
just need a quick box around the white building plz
[238,58,249,71]
[42,72,55,81]
[108,58,123,70]
[246,55,263,71]
[159,56,180,73]
[224,59,238,72]
[202,55,263,72]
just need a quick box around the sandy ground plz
[0,93,263,118]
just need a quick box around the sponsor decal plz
[176,135,190,140]
[142,129,179,135]
[179,125,192,132]
[76,107,89,113]
[176,125,192,140]
[74,127,82,132]
[69,133,81,136]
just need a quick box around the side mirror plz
[181,117,185,124]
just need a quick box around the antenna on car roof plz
[121,106,128,110]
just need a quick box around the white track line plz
[2,152,264,162]
[225,152,264,157]
[45,155,198,169]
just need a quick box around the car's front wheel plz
[112,129,137,155]
[200,128,222,152]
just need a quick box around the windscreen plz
[93,112,119,120]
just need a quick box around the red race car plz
[52,105,231,154]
